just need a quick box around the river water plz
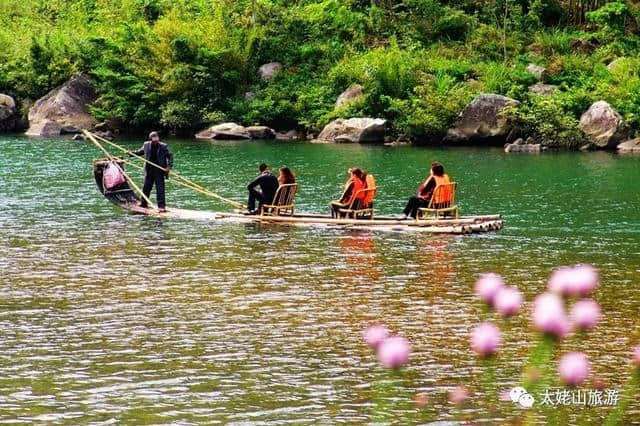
[0,135,639,424]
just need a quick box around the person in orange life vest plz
[330,168,367,218]
[402,162,451,219]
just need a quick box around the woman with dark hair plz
[279,167,296,185]
[402,162,451,219]
[330,168,367,218]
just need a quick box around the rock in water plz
[26,75,97,137]
[579,101,627,148]
[335,85,364,109]
[316,118,387,143]
[258,62,283,81]
[445,94,519,143]
[0,94,17,131]
[275,130,301,140]
[246,126,276,139]
[195,122,251,140]
[525,64,547,81]
[617,138,640,153]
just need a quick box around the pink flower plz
[471,322,502,356]
[494,286,523,317]
[549,264,599,297]
[448,386,469,404]
[632,345,640,367]
[559,352,590,386]
[377,336,411,368]
[533,293,572,338]
[474,273,505,306]
[363,324,389,349]
[570,299,601,330]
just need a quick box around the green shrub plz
[505,95,587,148]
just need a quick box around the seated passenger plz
[330,168,367,218]
[402,162,451,219]
[246,163,279,215]
[278,166,296,185]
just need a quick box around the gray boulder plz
[258,62,283,81]
[579,101,627,148]
[529,83,558,96]
[617,138,640,153]
[26,75,97,136]
[316,118,387,143]
[246,125,276,139]
[0,94,17,131]
[445,94,519,142]
[607,58,625,72]
[525,64,547,81]
[195,122,251,140]
[335,84,364,109]
[275,130,302,141]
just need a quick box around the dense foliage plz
[1,0,640,144]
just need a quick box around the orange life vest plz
[350,178,367,204]
[432,174,453,204]
[363,174,376,206]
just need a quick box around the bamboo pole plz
[83,130,155,209]
[88,131,245,209]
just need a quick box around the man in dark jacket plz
[129,131,174,212]
[246,163,279,214]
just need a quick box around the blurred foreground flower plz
[549,264,598,297]
[471,322,502,356]
[363,324,389,349]
[474,273,504,306]
[633,345,640,367]
[533,292,571,338]
[494,286,523,317]
[448,386,469,404]
[570,299,601,330]
[559,352,590,386]
[377,336,411,369]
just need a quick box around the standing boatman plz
[129,131,173,212]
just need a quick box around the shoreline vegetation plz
[1,0,640,151]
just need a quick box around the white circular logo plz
[509,387,534,408]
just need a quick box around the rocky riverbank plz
[2,68,638,154]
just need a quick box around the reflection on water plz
[0,135,639,423]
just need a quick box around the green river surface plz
[1,135,639,424]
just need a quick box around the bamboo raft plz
[93,158,503,234]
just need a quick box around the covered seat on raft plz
[260,183,298,216]
[417,182,459,220]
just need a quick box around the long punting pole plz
[83,130,156,209]
[88,131,245,209]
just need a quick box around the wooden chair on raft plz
[417,182,459,220]
[260,183,298,216]
[337,187,377,219]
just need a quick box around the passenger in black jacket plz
[129,131,173,212]
[246,163,279,214]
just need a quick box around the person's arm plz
[340,182,354,203]
[165,146,173,171]
[129,144,145,157]
[247,175,263,191]
[419,177,436,197]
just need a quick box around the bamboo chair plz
[417,182,459,220]
[260,183,298,216]
[337,188,377,219]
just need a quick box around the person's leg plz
[141,174,154,208]
[247,188,260,211]
[403,196,419,218]
[248,188,266,212]
[155,173,166,209]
